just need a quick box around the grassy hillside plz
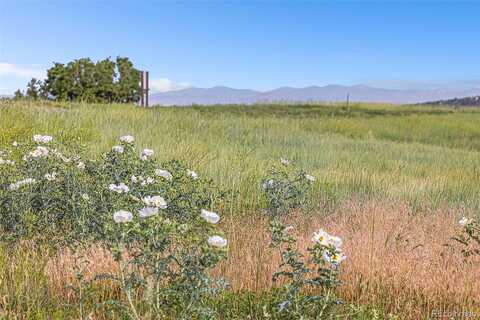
[2,100,480,212]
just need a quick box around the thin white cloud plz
[150,78,191,93]
[0,63,46,79]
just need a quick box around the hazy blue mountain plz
[149,85,480,106]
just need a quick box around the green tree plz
[115,56,141,103]
[13,89,24,100]
[41,57,140,103]
[25,78,40,100]
[94,58,117,102]
[43,62,72,101]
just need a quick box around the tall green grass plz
[2,100,480,213]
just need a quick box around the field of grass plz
[0,100,479,319]
[2,100,480,213]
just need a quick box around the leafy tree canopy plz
[19,57,141,103]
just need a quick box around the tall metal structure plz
[139,70,150,107]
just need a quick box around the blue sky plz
[1,0,480,95]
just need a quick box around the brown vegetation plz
[45,200,480,319]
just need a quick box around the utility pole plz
[139,70,149,107]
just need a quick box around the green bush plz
[262,159,346,319]
[0,134,228,319]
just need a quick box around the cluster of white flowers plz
[113,210,133,223]
[109,183,130,193]
[50,149,72,163]
[459,217,473,226]
[142,195,167,209]
[12,141,18,147]
[207,235,227,248]
[26,146,49,159]
[305,174,316,182]
[0,158,15,165]
[44,172,57,181]
[131,175,155,186]
[187,169,198,180]
[312,229,346,266]
[280,158,290,165]
[77,161,85,170]
[155,169,173,181]
[262,179,274,190]
[119,135,135,144]
[33,134,53,144]
[81,193,90,201]
[138,206,159,218]
[112,145,124,154]
[9,178,37,190]
[140,148,154,161]
[200,209,220,224]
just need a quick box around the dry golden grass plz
[45,200,480,319]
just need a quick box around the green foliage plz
[26,78,41,100]
[0,134,228,319]
[13,89,24,100]
[261,161,344,319]
[261,159,315,217]
[453,217,480,258]
[41,57,140,103]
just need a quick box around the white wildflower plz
[262,179,274,190]
[140,176,155,186]
[131,175,139,183]
[113,210,133,223]
[155,169,173,181]
[187,169,198,180]
[280,158,290,165]
[9,178,36,190]
[77,161,85,169]
[322,250,346,266]
[44,172,57,181]
[207,235,227,248]
[305,174,316,182]
[328,235,343,249]
[0,158,14,165]
[29,146,49,158]
[145,177,155,184]
[33,134,53,144]
[140,148,154,161]
[142,195,167,209]
[119,135,134,144]
[108,183,130,193]
[112,145,124,153]
[12,141,18,147]
[200,209,220,224]
[459,217,472,226]
[138,206,159,218]
[312,229,330,246]
[81,193,90,201]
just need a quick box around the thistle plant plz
[262,159,344,319]
[0,134,228,319]
[261,158,315,217]
[453,216,480,259]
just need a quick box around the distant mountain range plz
[150,85,480,106]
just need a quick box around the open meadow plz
[0,100,479,319]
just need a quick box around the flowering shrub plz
[0,134,228,319]
[262,159,344,319]
[261,158,315,217]
[453,216,480,258]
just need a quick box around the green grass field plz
[1,100,479,319]
[2,100,480,214]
